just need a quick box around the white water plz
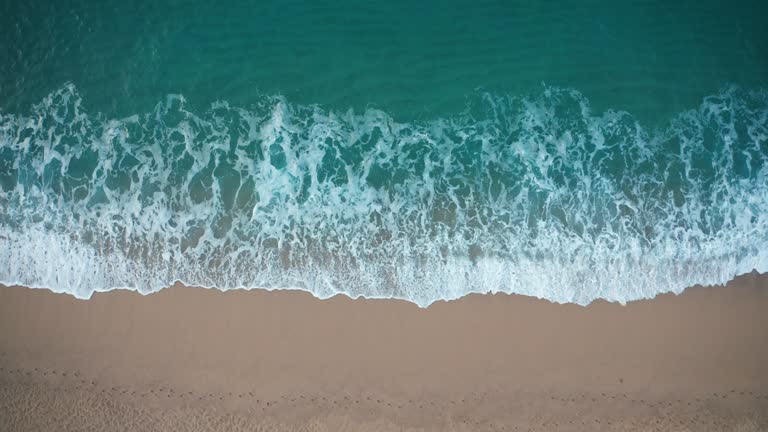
[1,85,767,306]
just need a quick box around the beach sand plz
[1,273,767,431]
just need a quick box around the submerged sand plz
[1,273,767,431]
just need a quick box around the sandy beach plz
[1,273,767,431]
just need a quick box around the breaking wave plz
[1,84,767,306]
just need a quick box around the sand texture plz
[1,273,767,431]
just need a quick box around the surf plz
[0,84,766,306]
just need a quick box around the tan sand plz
[1,272,767,431]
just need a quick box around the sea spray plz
[1,84,767,306]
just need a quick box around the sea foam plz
[1,84,766,306]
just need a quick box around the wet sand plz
[1,273,767,431]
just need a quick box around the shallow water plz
[1,0,767,305]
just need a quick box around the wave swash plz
[1,84,767,306]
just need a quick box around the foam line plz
[1,84,767,306]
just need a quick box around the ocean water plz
[1,1,767,306]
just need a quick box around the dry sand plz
[1,272,767,431]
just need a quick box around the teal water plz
[1,0,767,305]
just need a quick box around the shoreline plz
[1,273,767,431]
[1,265,761,308]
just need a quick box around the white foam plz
[0,84,767,306]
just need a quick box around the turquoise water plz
[1,1,767,305]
